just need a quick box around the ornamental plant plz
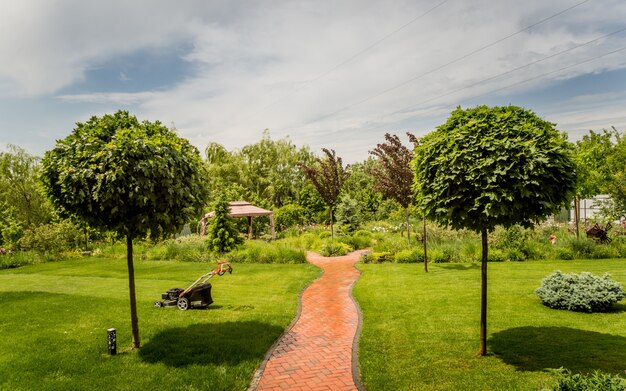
[40,110,208,348]
[536,270,625,312]
[413,105,577,355]
[207,194,242,254]
[547,368,626,391]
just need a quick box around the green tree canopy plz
[574,128,618,198]
[606,129,626,218]
[0,145,54,244]
[413,105,577,355]
[40,110,208,348]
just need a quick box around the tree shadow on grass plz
[490,326,626,374]
[139,321,282,367]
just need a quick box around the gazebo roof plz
[205,201,273,218]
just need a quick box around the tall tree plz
[369,133,415,244]
[299,148,350,239]
[203,132,316,210]
[0,145,54,231]
[606,129,626,218]
[40,110,208,348]
[573,128,618,234]
[413,105,576,355]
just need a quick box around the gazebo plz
[200,201,276,240]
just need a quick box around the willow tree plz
[40,110,208,348]
[413,105,576,355]
[299,148,350,239]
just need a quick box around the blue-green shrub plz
[548,368,626,391]
[536,271,626,312]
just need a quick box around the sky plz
[1,0,626,163]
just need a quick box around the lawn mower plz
[154,261,232,310]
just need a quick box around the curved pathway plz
[250,250,367,391]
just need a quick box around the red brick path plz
[250,250,367,391]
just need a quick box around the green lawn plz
[354,259,626,391]
[0,257,318,391]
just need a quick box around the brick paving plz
[250,250,367,391]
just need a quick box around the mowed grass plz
[0,257,318,391]
[354,259,626,391]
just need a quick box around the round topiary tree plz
[413,105,577,355]
[40,110,208,348]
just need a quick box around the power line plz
[461,45,626,105]
[380,26,626,121]
[310,0,593,122]
[381,44,626,129]
[238,0,450,123]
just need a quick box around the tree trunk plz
[126,235,140,349]
[479,227,488,356]
[423,216,428,273]
[574,196,580,239]
[329,206,334,240]
[405,208,410,245]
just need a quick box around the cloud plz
[57,91,160,105]
[2,0,626,161]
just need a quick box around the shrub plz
[319,241,353,257]
[536,271,626,312]
[229,240,306,264]
[547,368,626,391]
[275,204,306,230]
[207,196,242,254]
[318,230,332,239]
[429,248,449,263]
[0,251,38,269]
[367,252,393,263]
[520,240,547,260]
[505,247,526,262]
[335,195,363,233]
[144,236,213,262]
[554,247,574,260]
[460,241,481,262]
[394,248,424,263]
[487,248,507,262]
[339,231,373,250]
[591,245,619,259]
[568,238,596,258]
[19,220,81,254]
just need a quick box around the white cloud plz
[2,0,626,161]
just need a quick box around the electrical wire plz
[310,0,593,122]
[237,0,450,123]
[378,44,626,130]
[379,26,626,122]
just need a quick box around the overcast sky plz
[1,0,626,162]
